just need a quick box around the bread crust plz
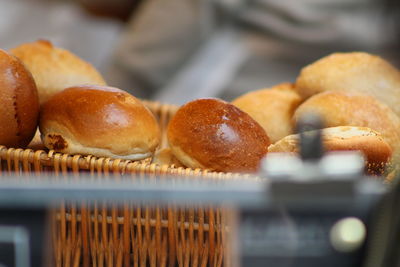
[232,83,301,143]
[0,49,39,147]
[11,40,106,105]
[39,85,160,159]
[268,126,392,174]
[293,91,400,155]
[167,98,270,173]
[296,52,400,117]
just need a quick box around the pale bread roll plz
[167,98,270,173]
[293,91,400,155]
[296,52,400,117]
[11,40,106,105]
[40,85,160,160]
[152,148,185,168]
[268,126,392,174]
[232,83,301,143]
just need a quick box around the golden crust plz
[232,83,301,143]
[268,126,392,174]
[10,40,106,105]
[167,98,270,173]
[296,52,400,117]
[0,49,39,147]
[39,85,161,159]
[293,91,400,156]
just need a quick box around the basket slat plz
[0,147,244,267]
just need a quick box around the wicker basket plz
[0,100,251,267]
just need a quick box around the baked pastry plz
[293,91,400,155]
[39,85,160,159]
[11,40,106,105]
[0,49,39,147]
[232,83,301,143]
[296,52,400,117]
[268,126,392,175]
[167,98,270,173]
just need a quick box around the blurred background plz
[0,0,399,104]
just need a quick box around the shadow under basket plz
[0,100,251,267]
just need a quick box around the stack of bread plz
[165,52,400,175]
[233,52,400,175]
[0,39,398,176]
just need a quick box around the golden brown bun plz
[167,98,270,173]
[39,85,161,159]
[293,91,400,155]
[10,40,106,105]
[296,52,400,117]
[0,49,39,147]
[268,126,392,174]
[232,83,301,143]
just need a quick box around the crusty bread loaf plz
[293,91,400,155]
[11,40,106,105]
[167,98,270,173]
[39,85,160,159]
[296,52,400,117]
[232,83,301,143]
[268,126,392,174]
[0,49,39,147]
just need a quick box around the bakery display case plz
[0,1,399,266]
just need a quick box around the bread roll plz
[40,85,160,159]
[11,40,106,105]
[232,83,301,143]
[293,91,400,155]
[296,52,400,117]
[167,98,270,173]
[0,49,39,147]
[268,126,392,175]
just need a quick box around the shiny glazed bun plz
[167,98,270,173]
[232,83,301,143]
[0,49,39,147]
[293,91,400,155]
[296,52,400,117]
[39,85,161,159]
[11,40,106,105]
[269,126,392,168]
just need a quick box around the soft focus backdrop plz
[0,0,399,104]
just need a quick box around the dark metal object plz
[0,170,386,267]
[296,113,324,161]
[241,113,384,267]
[0,208,47,267]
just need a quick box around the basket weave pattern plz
[0,101,245,267]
